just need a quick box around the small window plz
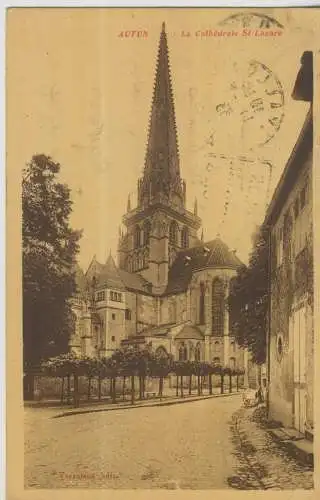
[277,335,284,361]
[111,335,115,342]
[112,313,116,320]
[125,308,131,320]
[213,357,220,365]
[110,291,122,302]
[96,291,105,302]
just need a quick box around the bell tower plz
[118,23,201,294]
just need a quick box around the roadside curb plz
[52,391,242,418]
[267,429,313,467]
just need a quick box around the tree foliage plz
[23,154,82,365]
[228,225,269,364]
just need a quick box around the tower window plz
[199,282,205,324]
[181,226,189,248]
[111,336,115,342]
[134,224,141,248]
[169,221,178,245]
[125,308,132,320]
[143,221,151,245]
[112,313,116,320]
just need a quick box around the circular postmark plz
[219,12,284,30]
[214,60,285,148]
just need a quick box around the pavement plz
[24,395,313,489]
[267,427,313,466]
[228,405,313,489]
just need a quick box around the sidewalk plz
[25,389,243,418]
[267,427,313,466]
[251,406,313,467]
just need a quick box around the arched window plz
[195,342,201,362]
[178,344,185,361]
[134,225,141,248]
[143,221,151,246]
[199,282,205,324]
[230,341,236,352]
[189,344,195,361]
[212,279,225,336]
[143,248,149,268]
[127,256,132,272]
[230,357,236,369]
[169,221,178,245]
[169,247,177,267]
[156,346,168,358]
[213,357,220,366]
[181,226,189,248]
[183,346,188,361]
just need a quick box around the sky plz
[7,8,316,270]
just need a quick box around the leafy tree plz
[228,225,269,365]
[23,155,82,379]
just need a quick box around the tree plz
[41,353,85,408]
[228,225,269,365]
[23,155,82,381]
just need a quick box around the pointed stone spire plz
[194,197,198,216]
[138,22,183,207]
[127,194,131,212]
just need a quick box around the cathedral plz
[70,23,247,371]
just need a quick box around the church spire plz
[138,22,184,207]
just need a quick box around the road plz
[24,395,313,489]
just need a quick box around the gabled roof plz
[97,255,126,291]
[175,324,204,340]
[140,321,204,340]
[82,255,153,294]
[166,238,242,294]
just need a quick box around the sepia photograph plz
[5,6,319,493]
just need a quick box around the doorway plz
[291,306,307,434]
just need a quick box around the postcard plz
[6,6,319,497]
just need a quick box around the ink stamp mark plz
[215,60,285,148]
[219,12,284,30]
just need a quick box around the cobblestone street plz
[24,395,313,489]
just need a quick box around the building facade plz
[266,51,313,438]
[69,23,246,371]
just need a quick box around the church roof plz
[82,255,153,294]
[166,238,243,294]
[174,324,204,340]
[118,269,152,294]
[97,255,127,290]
